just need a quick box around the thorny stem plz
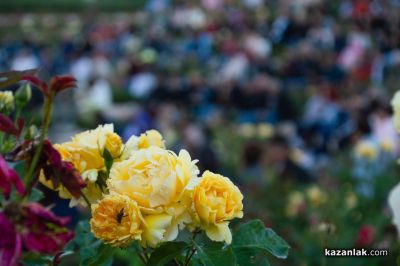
[23,95,54,198]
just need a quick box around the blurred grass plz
[0,0,146,12]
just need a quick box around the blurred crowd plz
[1,0,400,185]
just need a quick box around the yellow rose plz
[238,123,256,138]
[108,146,198,209]
[90,193,143,247]
[108,146,199,246]
[345,192,358,209]
[380,139,394,153]
[39,124,122,206]
[0,90,14,112]
[286,191,305,218]
[72,124,123,159]
[121,130,165,160]
[306,186,327,207]
[354,141,377,160]
[192,171,243,244]
[391,90,400,132]
[138,130,165,149]
[257,123,274,138]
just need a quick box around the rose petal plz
[0,114,19,136]
[0,213,22,266]
[50,76,76,93]
[0,155,25,199]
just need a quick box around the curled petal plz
[43,140,62,167]
[50,76,76,93]
[0,155,25,199]
[23,203,70,227]
[0,213,22,266]
[42,140,86,198]
[0,114,20,136]
[22,231,74,254]
[21,203,74,253]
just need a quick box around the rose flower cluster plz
[40,124,244,247]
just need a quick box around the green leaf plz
[148,241,188,266]
[232,220,290,259]
[73,221,115,266]
[103,148,113,175]
[74,221,95,246]
[82,244,115,266]
[234,248,270,266]
[28,188,44,202]
[21,252,53,266]
[193,240,236,266]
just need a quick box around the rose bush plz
[0,71,289,266]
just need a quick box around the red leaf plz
[50,76,76,93]
[0,114,19,136]
[21,75,49,96]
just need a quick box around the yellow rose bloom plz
[121,130,165,160]
[192,171,243,244]
[108,146,198,209]
[257,123,274,138]
[380,139,394,153]
[285,191,305,218]
[90,194,143,247]
[306,185,327,207]
[354,141,377,160]
[138,130,165,149]
[108,146,199,246]
[0,90,14,112]
[40,124,123,206]
[72,124,123,159]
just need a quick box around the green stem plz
[184,231,199,266]
[138,253,147,265]
[174,258,181,266]
[138,245,149,265]
[80,191,91,207]
[23,96,54,196]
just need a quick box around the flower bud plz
[15,83,32,109]
[24,125,38,140]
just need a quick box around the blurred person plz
[73,76,113,126]
[70,51,93,89]
[263,135,312,184]
[238,141,264,185]
[181,124,219,173]
[369,99,400,154]
[11,48,39,71]
[128,67,158,99]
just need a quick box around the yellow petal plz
[205,222,232,244]
[142,213,173,247]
